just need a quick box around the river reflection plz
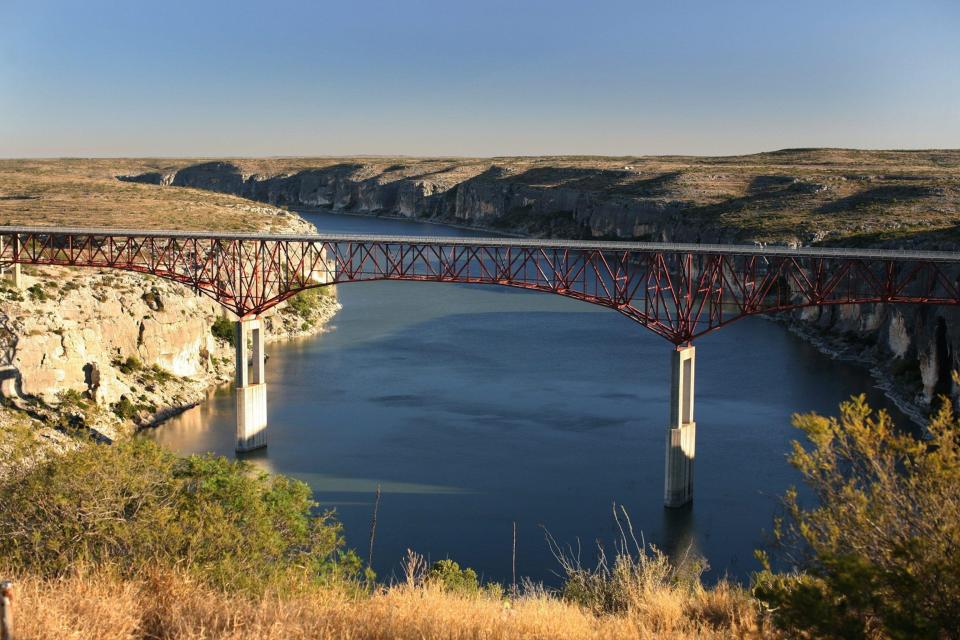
[148,211,908,585]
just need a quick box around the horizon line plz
[2,146,960,162]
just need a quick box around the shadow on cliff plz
[816,185,942,215]
[480,165,684,198]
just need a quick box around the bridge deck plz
[0,225,957,263]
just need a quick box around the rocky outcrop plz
[0,266,339,440]
[0,202,340,441]
[119,159,960,419]
[120,163,699,242]
[782,301,959,421]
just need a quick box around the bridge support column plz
[1,236,22,289]
[1,263,21,289]
[235,317,267,453]
[664,345,695,508]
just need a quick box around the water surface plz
[150,211,906,584]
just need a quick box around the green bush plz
[112,395,138,420]
[114,355,143,375]
[211,316,235,345]
[0,439,358,592]
[284,287,332,324]
[146,363,175,384]
[753,393,960,638]
[27,283,47,302]
[51,388,97,433]
[427,559,480,595]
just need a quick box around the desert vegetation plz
[2,389,958,639]
[0,158,308,232]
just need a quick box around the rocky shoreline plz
[0,205,341,450]
[774,317,929,426]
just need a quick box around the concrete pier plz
[664,345,695,508]
[235,317,267,452]
[1,236,22,289]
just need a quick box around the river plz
[148,210,908,585]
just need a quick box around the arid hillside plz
[111,148,960,248]
[4,150,960,248]
[0,158,308,231]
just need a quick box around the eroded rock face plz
[0,268,339,418]
[888,311,911,358]
[2,269,224,405]
[119,161,960,416]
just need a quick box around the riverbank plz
[776,318,930,426]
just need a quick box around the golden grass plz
[0,159,302,232]
[6,567,767,640]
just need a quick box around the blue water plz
[148,211,907,585]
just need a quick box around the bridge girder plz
[2,226,959,344]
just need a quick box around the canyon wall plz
[120,161,960,417]
[0,204,340,439]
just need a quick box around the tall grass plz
[0,439,767,638]
[6,563,764,640]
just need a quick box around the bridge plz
[2,225,960,507]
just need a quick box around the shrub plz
[112,395,138,420]
[50,388,97,433]
[0,439,357,592]
[427,559,480,595]
[114,355,142,375]
[211,316,235,345]
[147,363,175,384]
[27,283,47,302]
[753,393,960,638]
[550,511,708,616]
[284,287,331,324]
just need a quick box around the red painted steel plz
[3,227,959,345]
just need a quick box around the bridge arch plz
[3,225,960,507]
[3,226,960,345]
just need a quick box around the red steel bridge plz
[3,225,959,506]
[2,225,959,344]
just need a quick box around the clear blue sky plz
[1,0,958,157]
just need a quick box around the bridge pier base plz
[1,236,22,289]
[235,317,268,453]
[664,345,695,508]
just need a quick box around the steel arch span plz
[3,225,960,345]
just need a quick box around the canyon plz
[119,150,960,417]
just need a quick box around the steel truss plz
[2,226,959,345]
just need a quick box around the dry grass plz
[6,566,766,640]
[0,158,303,232]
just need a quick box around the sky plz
[1,0,958,158]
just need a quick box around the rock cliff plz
[119,152,960,419]
[0,206,339,442]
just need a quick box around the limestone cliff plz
[119,153,960,418]
[0,206,340,441]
